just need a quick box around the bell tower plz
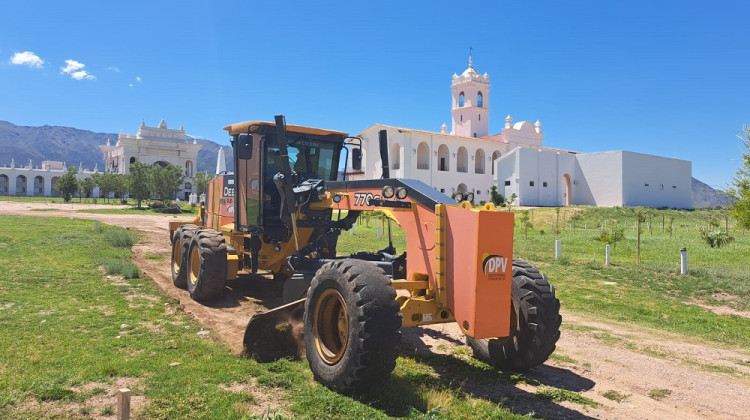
[451,55,490,137]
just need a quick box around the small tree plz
[128,162,151,208]
[507,193,517,212]
[192,171,215,197]
[57,166,79,203]
[150,164,185,201]
[729,125,750,229]
[489,185,505,207]
[519,210,532,239]
[113,174,129,203]
[79,177,95,201]
[93,172,117,203]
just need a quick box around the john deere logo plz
[482,254,508,281]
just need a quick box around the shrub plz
[99,257,140,279]
[102,228,136,248]
[700,229,734,248]
[163,202,183,214]
[149,200,165,209]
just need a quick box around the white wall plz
[621,151,692,208]
[576,151,624,207]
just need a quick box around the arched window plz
[17,175,28,194]
[491,151,501,175]
[417,142,429,170]
[477,91,483,108]
[437,144,450,171]
[457,183,468,193]
[34,176,44,196]
[185,160,194,177]
[457,147,468,173]
[459,92,465,107]
[475,149,485,174]
[129,157,136,164]
[391,143,400,170]
[0,174,8,195]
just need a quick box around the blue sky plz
[1,0,747,188]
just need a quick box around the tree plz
[128,162,152,208]
[93,172,116,203]
[519,210,532,239]
[729,125,750,229]
[78,177,95,202]
[113,174,129,203]
[192,171,215,197]
[57,166,79,203]
[150,164,185,200]
[489,185,505,207]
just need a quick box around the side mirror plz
[238,134,253,159]
[352,147,362,171]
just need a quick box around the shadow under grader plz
[203,273,285,310]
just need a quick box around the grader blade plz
[241,298,306,362]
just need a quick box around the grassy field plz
[1,215,570,419]
[337,207,749,349]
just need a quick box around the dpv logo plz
[481,254,508,281]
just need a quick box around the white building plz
[0,159,100,197]
[495,149,692,208]
[100,119,201,200]
[350,57,693,209]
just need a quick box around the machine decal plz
[353,192,380,206]
[481,254,508,281]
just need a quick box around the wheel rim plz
[313,288,349,365]
[172,238,182,274]
[189,245,200,287]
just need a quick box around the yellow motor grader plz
[169,115,560,392]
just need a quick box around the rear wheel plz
[171,224,198,288]
[466,260,561,371]
[304,259,401,393]
[187,229,228,301]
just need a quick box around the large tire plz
[304,259,401,393]
[466,259,561,371]
[171,224,199,288]
[186,229,228,301]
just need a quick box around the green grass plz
[0,215,578,419]
[602,390,629,402]
[535,387,598,407]
[648,388,672,400]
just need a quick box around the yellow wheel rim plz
[189,245,200,287]
[172,239,182,274]
[313,289,349,365]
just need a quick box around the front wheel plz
[171,224,198,288]
[304,259,401,393]
[466,260,561,371]
[186,229,228,301]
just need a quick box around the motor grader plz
[169,115,560,393]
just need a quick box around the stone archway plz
[0,174,9,195]
[563,173,572,206]
[34,176,45,196]
[16,175,27,195]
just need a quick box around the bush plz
[163,203,183,214]
[700,229,734,248]
[102,228,136,248]
[99,257,140,279]
[149,200,165,209]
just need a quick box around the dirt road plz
[4,201,749,419]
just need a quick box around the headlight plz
[395,187,408,200]
[453,192,463,202]
[465,192,475,203]
[332,194,342,203]
[382,186,395,199]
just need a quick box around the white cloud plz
[10,51,44,68]
[136,76,142,82]
[108,66,120,72]
[61,59,95,80]
[129,83,134,88]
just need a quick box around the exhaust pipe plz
[379,129,390,179]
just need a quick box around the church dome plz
[158,119,167,129]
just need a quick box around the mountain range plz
[0,120,233,174]
[0,120,732,208]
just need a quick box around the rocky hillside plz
[692,177,733,209]
[0,120,232,174]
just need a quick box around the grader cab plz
[169,115,561,393]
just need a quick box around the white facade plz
[100,119,201,199]
[496,148,693,209]
[351,59,544,200]
[0,159,100,197]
